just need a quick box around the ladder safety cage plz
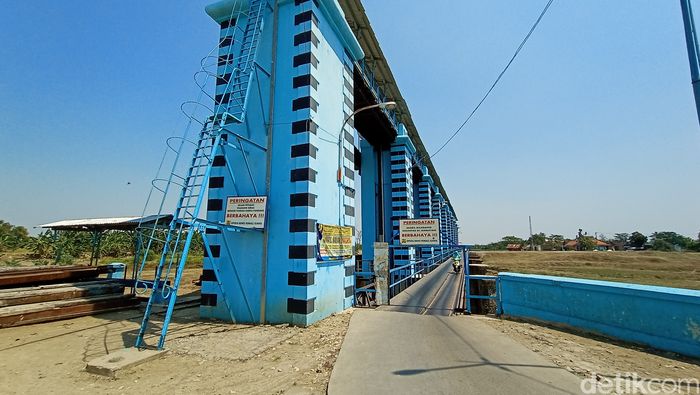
[132,0,269,350]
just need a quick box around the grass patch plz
[477,250,700,290]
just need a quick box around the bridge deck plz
[382,259,462,316]
[329,262,584,394]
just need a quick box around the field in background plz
[477,250,700,290]
[5,249,700,290]
[0,250,204,269]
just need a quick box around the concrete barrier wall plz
[498,273,700,359]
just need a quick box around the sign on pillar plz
[399,219,440,245]
[225,196,268,229]
[374,242,390,305]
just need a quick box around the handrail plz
[388,248,457,296]
[355,59,399,131]
[464,247,502,315]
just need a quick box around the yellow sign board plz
[317,224,353,261]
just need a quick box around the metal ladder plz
[219,0,265,125]
[134,0,267,350]
[135,124,227,350]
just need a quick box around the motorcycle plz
[452,252,462,273]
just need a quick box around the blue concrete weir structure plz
[198,0,459,326]
[499,273,700,359]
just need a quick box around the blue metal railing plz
[356,59,399,131]
[353,270,376,307]
[463,247,501,315]
[352,244,502,314]
[352,247,457,306]
[388,247,457,298]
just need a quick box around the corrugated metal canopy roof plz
[39,214,172,231]
[338,0,453,210]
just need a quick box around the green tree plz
[650,231,694,251]
[578,236,597,251]
[543,234,564,250]
[651,239,674,251]
[691,232,700,252]
[27,231,56,259]
[101,231,134,257]
[529,232,546,249]
[475,235,526,250]
[0,220,30,252]
[501,236,526,244]
[613,233,629,244]
[628,232,647,248]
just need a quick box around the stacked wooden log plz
[0,266,139,328]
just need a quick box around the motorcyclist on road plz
[452,252,462,273]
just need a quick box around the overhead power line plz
[425,0,556,161]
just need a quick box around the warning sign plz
[225,196,267,229]
[399,218,440,245]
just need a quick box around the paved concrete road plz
[329,263,584,394]
[329,310,584,394]
[380,259,462,316]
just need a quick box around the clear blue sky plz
[1,1,699,243]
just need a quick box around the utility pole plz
[528,215,534,251]
[681,0,700,125]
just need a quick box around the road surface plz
[329,261,584,394]
[380,258,462,316]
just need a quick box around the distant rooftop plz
[39,215,172,231]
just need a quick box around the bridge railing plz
[388,247,457,298]
[353,258,376,307]
[464,247,502,315]
[355,59,399,131]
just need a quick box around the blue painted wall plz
[359,137,378,271]
[416,165,434,262]
[198,0,459,325]
[200,0,362,326]
[499,273,700,358]
[389,124,416,279]
[201,0,271,323]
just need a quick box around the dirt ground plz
[0,304,352,395]
[477,315,700,392]
[477,250,700,290]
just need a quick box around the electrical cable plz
[421,0,555,162]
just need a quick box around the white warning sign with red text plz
[399,218,440,245]
[225,196,268,229]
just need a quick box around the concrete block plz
[374,242,389,305]
[85,348,167,377]
[499,272,700,359]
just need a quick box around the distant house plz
[593,239,611,251]
[506,244,523,251]
[563,239,611,251]
[563,240,577,250]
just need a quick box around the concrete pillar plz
[389,125,416,282]
[415,165,434,266]
[373,242,389,305]
[201,0,365,326]
[201,5,269,323]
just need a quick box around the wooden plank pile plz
[0,266,139,328]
